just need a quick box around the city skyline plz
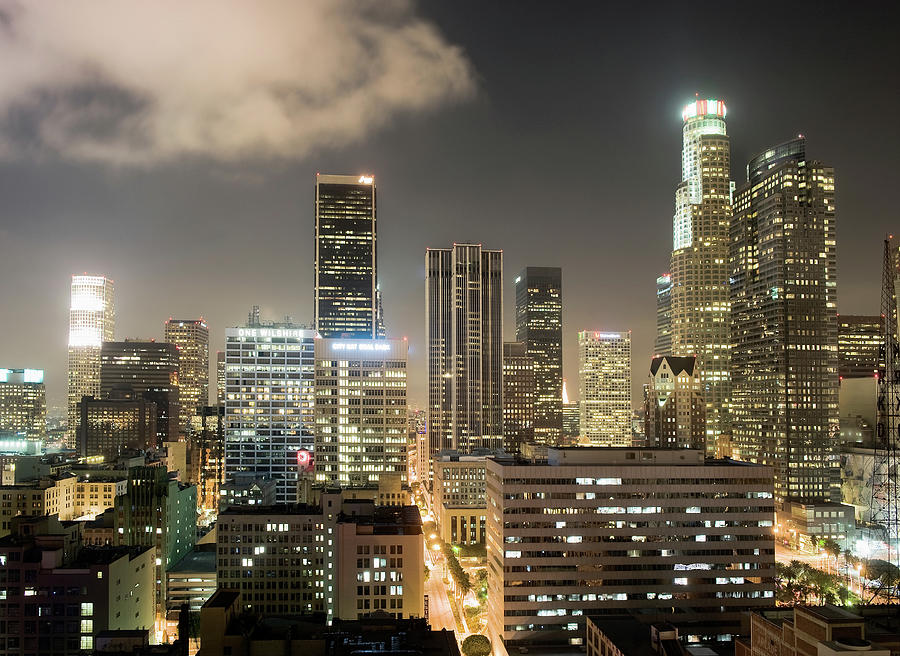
[1,4,897,414]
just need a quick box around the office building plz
[165,318,209,431]
[561,379,579,439]
[655,273,673,355]
[426,244,503,479]
[838,314,882,379]
[502,341,534,454]
[215,492,423,622]
[0,368,46,437]
[644,356,706,450]
[433,450,495,545]
[100,339,180,444]
[730,137,840,516]
[67,274,115,447]
[78,395,157,459]
[669,99,732,451]
[224,322,316,504]
[216,351,225,406]
[485,448,776,647]
[115,466,197,612]
[314,337,408,487]
[578,331,631,446]
[0,516,154,656]
[515,267,563,444]
[166,547,217,614]
[314,174,378,339]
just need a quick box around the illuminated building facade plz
[578,331,631,446]
[433,450,493,545]
[669,99,732,453]
[654,273,672,355]
[485,448,776,647]
[502,341,534,454]
[100,340,180,444]
[426,244,503,481]
[216,350,225,406]
[838,314,882,379]
[165,318,209,430]
[313,337,408,487]
[314,173,378,339]
[561,380,580,439]
[78,395,157,459]
[0,368,46,437]
[644,356,705,449]
[224,323,316,504]
[191,405,224,513]
[515,267,562,444]
[67,275,115,447]
[730,137,839,506]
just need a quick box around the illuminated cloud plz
[0,1,475,165]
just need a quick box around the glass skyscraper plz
[314,173,378,339]
[67,274,115,447]
[577,330,631,446]
[730,137,839,505]
[165,318,209,430]
[515,267,562,444]
[668,99,732,453]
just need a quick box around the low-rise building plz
[736,605,900,656]
[486,448,777,648]
[0,515,154,655]
[216,492,423,622]
[218,474,277,510]
[433,450,497,546]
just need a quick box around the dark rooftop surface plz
[168,548,216,573]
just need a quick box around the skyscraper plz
[313,337,408,487]
[577,331,631,446]
[67,275,115,447]
[514,267,562,444]
[164,318,209,431]
[838,314,882,379]
[654,273,672,355]
[731,137,839,507]
[314,173,377,338]
[561,379,580,439]
[644,355,705,449]
[426,244,502,481]
[100,339,181,444]
[224,320,316,504]
[216,350,225,406]
[502,341,534,454]
[0,368,46,437]
[669,99,732,452]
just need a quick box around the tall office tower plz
[485,448,776,647]
[0,368,46,437]
[644,355,705,449]
[669,99,732,452]
[838,315,882,378]
[100,340,180,445]
[515,267,563,444]
[67,274,115,446]
[224,321,316,504]
[426,244,503,479]
[654,273,672,355]
[731,137,839,508]
[561,379,580,439]
[314,337,408,487]
[314,173,377,338]
[502,341,534,454]
[164,318,209,431]
[216,350,225,405]
[78,395,157,459]
[577,331,631,446]
[191,405,224,514]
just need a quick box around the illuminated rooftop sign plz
[358,175,374,184]
[237,328,313,339]
[332,342,390,352]
[682,99,726,121]
[0,368,45,384]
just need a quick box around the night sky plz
[1,1,898,412]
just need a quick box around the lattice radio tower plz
[871,236,900,599]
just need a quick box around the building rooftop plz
[650,355,697,377]
[64,545,151,568]
[168,548,216,574]
[204,588,241,609]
